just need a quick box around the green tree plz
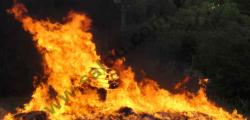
[122,0,250,115]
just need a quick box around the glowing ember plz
[4,2,246,120]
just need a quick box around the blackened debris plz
[139,113,160,120]
[108,80,120,89]
[48,85,58,100]
[118,107,135,116]
[14,111,48,120]
[97,88,107,101]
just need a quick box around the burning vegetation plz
[3,2,246,120]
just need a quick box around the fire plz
[4,2,246,120]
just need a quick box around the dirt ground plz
[0,97,29,119]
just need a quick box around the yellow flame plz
[4,3,246,120]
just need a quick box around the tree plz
[119,0,250,114]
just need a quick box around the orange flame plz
[174,75,191,90]
[4,2,246,120]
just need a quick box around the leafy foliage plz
[123,0,250,115]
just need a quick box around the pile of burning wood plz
[13,108,213,120]
[2,2,246,120]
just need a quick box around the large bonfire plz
[4,2,246,120]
